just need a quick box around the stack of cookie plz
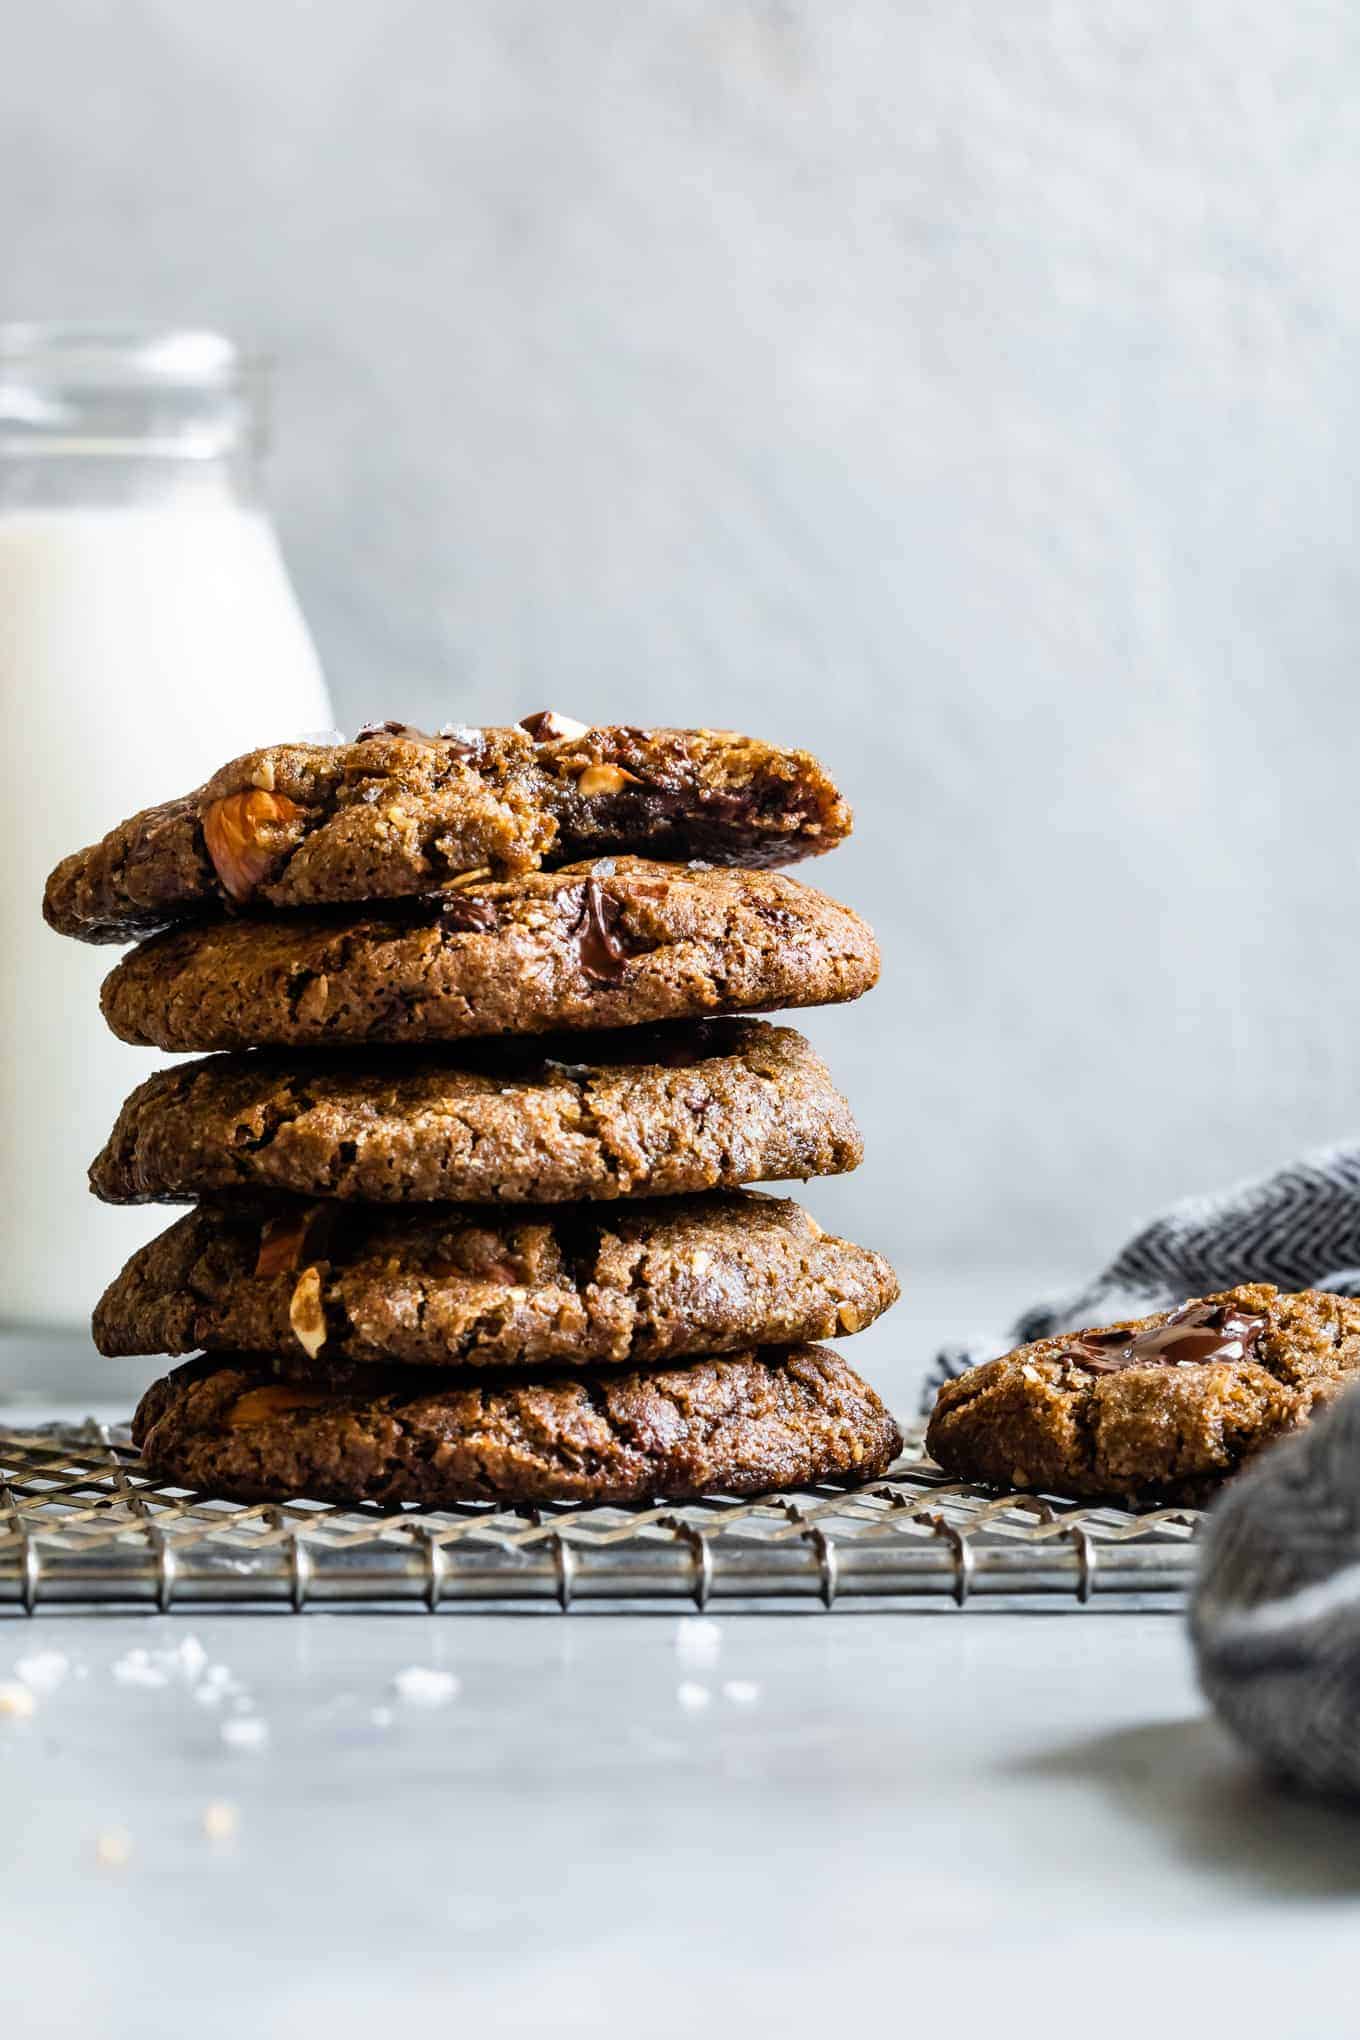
[45,715,902,1509]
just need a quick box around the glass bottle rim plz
[0,323,269,462]
[0,323,267,387]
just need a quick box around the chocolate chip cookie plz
[90,1020,862,1207]
[98,859,879,1053]
[131,1345,904,1507]
[925,1285,1360,1505]
[93,1190,900,1370]
[45,717,852,943]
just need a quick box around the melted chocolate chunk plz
[568,876,632,984]
[1060,1300,1268,1375]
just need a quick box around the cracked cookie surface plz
[45,719,852,943]
[94,1189,900,1370]
[90,1020,862,1207]
[131,1345,904,1507]
[925,1283,1360,1505]
[98,858,879,1053]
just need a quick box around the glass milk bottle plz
[0,325,332,1327]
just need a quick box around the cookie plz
[98,858,879,1053]
[925,1284,1360,1505]
[131,1345,904,1508]
[89,1020,862,1207]
[93,1190,899,1370]
[45,717,852,943]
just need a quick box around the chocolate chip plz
[438,895,499,933]
[436,725,482,757]
[752,900,798,934]
[519,709,589,743]
[355,720,476,754]
[356,718,419,740]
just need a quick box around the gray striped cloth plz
[1191,1392,1360,1798]
[922,1142,1360,1413]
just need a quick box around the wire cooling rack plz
[0,1418,1203,1615]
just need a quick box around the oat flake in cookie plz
[90,1020,863,1207]
[98,858,880,1054]
[43,718,852,943]
[131,1346,904,1508]
[925,1283,1360,1505]
[93,1189,900,1371]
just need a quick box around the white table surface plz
[8,1608,1360,2040]
[6,1285,1360,2037]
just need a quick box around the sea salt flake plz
[220,1716,269,1752]
[722,1680,761,1705]
[674,1617,722,1669]
[393,1666,460,1708]
[16,1649,69,1694]
[193,1665,237,1707]
[113,1651,168,1689]
[175,1637,208,1680]
[193,1675,232,1709]
[677,1682,711,1712]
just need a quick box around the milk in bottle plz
[0,326,332,1324]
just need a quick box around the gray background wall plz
[6,0,1360,1298]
